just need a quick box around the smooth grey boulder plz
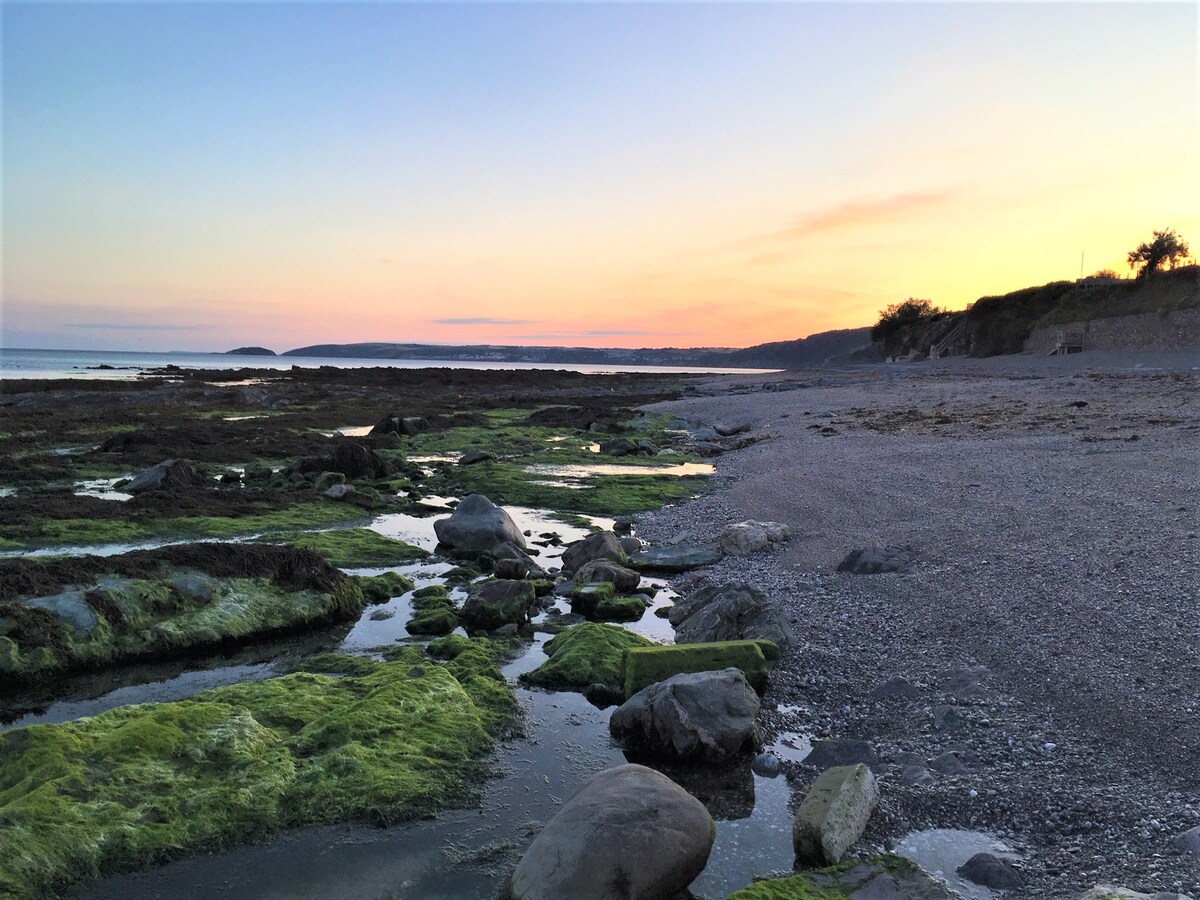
[957,853,1024,890]
[837,545,917,574]
[433,494,526,551]
[628,546,723,573]
[719,520,790,556]
[609,668,762,762]
[560,531,626,576]
[618,536,643,556]
[1171,824,1200,855]
[125,459,207,494]
[492,540,546,579]
[793,764,879,866]
[458,450,496,466]
[323,484,356,500]
[803,738,879,769]
[573,559,641,593]
[508,763,715,900]
[459,579,536,632]
[668,581,796,650]
[712,421,752,437]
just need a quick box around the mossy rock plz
[407,607,459,636]
[0,648,515,897]
[594,595,648,623]
[726,854,953,899]
[459,580,535,633]
[353,572,415,604]
[569,581,615,616]
[313,472,347,491]
[621,640,776,698]
[520,623,654,692]
[285,529,428,568]
[0,546,364,682]
[411,585,454,610]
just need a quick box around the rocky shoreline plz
[632,352,1200,898]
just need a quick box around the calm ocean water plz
[0,348,777,380]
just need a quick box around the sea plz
[0,347,779,380]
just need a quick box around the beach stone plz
[329,442,390,479]
[1170,824,1200,855]
[900,764,936,787]
[434,493,527,551]
[124,458,207,494]
[938,665,992,699]
[459,579,535,632]
[627,546,723,573]
[957,853,1024,890]
[598,437,639,457]
[1078,888,1190,900]
[612,516,634,535]
[929,751,970,775]
[491,541,546,579]
[668,581,796,650]
[720,520,790,556]
[458,450,496,466]
[837,545,917,574]
[618,536,642,555]
[869,676,922,700]
[560,531,626,576]
[713,421,752,437]
[323,483,356,500]
[370,414,427,436]
[573,560,641,593]
[508,763,714,900]
[24,590,98,635]
[752,752,782,777]
[692,441,726,457]
[610,668,762,762]
[803,738,879,769]
[793,763,879,865]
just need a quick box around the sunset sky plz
[3,2,1197,352]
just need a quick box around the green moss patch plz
[0,544,363,682]
[284,528,428,568]
[726,855,945,899]
[621,640,776,698]
[406,607,459,636]
[0,647,514,897]
[520,623,654,692]
[352,571,415,604]
[4,502,369,551]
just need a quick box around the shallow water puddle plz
[768,731,814,763]
[74,476,133,501]
[523,461,714,479]
[895,827,1019,900]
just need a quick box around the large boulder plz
[621,639,776,698]
[609,668,761,762]
[434,494,527,552]
[124,459,207,494]
[560,531,626,576]
[668,581,795,650]
[507,764,715,900]
[370,414,428,436]
[519,623,653,693]
[329,442,391,479]
[792,764,879,866]
[459,579,536,632]
[573,560,642,593]
[719,520,790,556]
[627,546,722,573]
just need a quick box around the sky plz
[2,2,1197,353]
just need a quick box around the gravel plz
[635,352,1200,899]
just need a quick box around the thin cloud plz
[431,317,536,326]
[66,322,206,331]
[771,189,955,240]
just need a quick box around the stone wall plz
[1024,307,1200,355]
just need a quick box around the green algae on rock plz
[621,640,777,698]
[520,622,654,692]
[725,854,954,899]
[352,571,415,604]
[0,646,516,898]
[569,582,647,622]
[406,607,459,635]
[284,528,428,568]
[0,544,364,682]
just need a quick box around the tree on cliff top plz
[871,298,942,347]
[1127,228,1190,279]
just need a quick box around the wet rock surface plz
[609,668,762,762]
[507,763,715,900]
[668,580,796,649]
[433,493,527,551]
[793,763,880,865]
